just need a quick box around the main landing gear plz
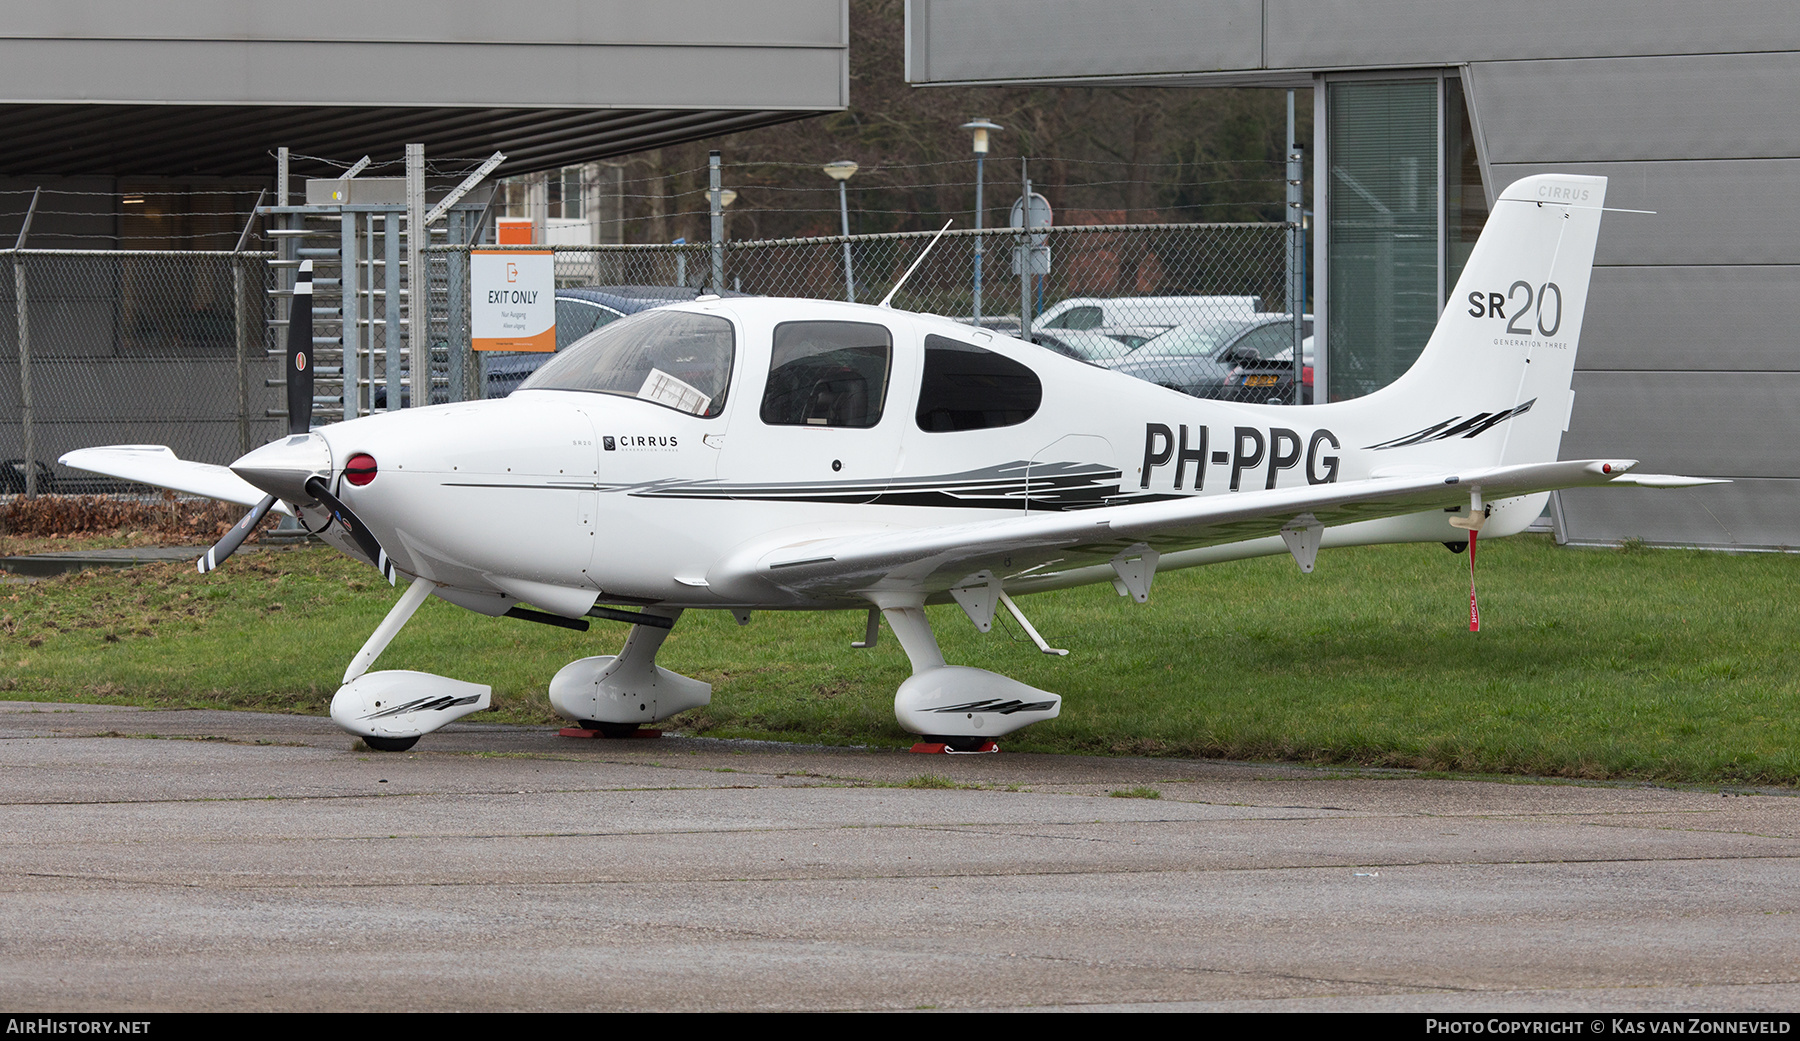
[866,594,1062,750]
[547,608,712,734]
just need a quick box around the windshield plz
[1135,320,1256,358]
[518,309,734,418]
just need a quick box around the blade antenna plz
[879,220,954,309]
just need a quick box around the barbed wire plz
[728,156,1287,172]
[0,188,262,198]
[732,175,1284,194]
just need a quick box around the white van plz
[1035,295,1263,332]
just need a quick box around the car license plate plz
[1244,375,1278,387]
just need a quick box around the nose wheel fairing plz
[331,670,492,743]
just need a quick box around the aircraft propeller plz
[199,260,393,583]
[304,474,396,584]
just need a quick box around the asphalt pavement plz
[2,700,1797,1012]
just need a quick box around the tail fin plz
[1354,173,1607,469]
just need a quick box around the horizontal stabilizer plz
[1606,473,1730,489]
[57,445,291,513]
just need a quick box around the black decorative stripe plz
[361,694,482,720]
[928,698,1058,715]
[1365,399,1537,450]
[629,460,1132,512]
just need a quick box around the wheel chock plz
[558,726,664,740]
[909,740,999,755]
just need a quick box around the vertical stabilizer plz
[1352,174,1607,470]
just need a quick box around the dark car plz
[482,286,743,399]
[1105,315,1312,403]
[1223,340,1316,405]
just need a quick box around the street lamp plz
[823,160,858,302]
[716,189,737,292]
[960,119,1003,324]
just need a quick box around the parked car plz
[1226,336,1316,404]
[483,286,744,398]
[1032,327,1147,365]
[371,287,738,408]
[1106,314,1313,403]
[1035,295,1263,333]
[0,458,56,494]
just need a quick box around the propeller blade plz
[287,260,314,435]
[197,493,277,574]
[304,475,396,585]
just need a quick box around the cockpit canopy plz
[519,309,735,418]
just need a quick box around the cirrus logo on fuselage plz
[604,434,679,452]
[1141,423,1339,492]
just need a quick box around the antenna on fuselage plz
[878,220,954,309]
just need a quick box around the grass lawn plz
[4,534,1797,785]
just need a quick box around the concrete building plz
[906,0,1794,548]
[0,0,848,248]
[0,1,848,482]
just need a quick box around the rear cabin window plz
[915,334,1042,432]
[760,321,893,428]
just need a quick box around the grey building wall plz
[0,1,847,110]
[908,0,1800,549]
[0,1,851,480]
[0,0,849,175]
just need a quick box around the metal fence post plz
[14,187,38,497]
[709,151,725,295]
[234,255,250,454]
[384,215,401,411]
[447,234,470,403]
[405,143,425,407]
[1018,162,1033,341]
[1286,90,1306,404]
[232,190,263,456]
[341,209,359,419]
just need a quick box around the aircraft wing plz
[709,458,1713,602]
[58,445,292,514]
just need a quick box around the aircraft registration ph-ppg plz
[63,174,1719,751]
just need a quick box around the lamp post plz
[961,118,1002,325]
[823,160,858,302]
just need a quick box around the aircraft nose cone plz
[231,432,333,504]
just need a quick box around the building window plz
[1322,74,1487,401]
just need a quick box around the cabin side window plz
[760,321,893,428]
[915,334,1042,432]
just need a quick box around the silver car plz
[1105,315,1312,401]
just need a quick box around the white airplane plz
[63,173,1717,752]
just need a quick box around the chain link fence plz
[0,249,279,493]
[433,221,1303,406]
[0,222,1296,496]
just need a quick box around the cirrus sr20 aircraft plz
[64,174,1717,751]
